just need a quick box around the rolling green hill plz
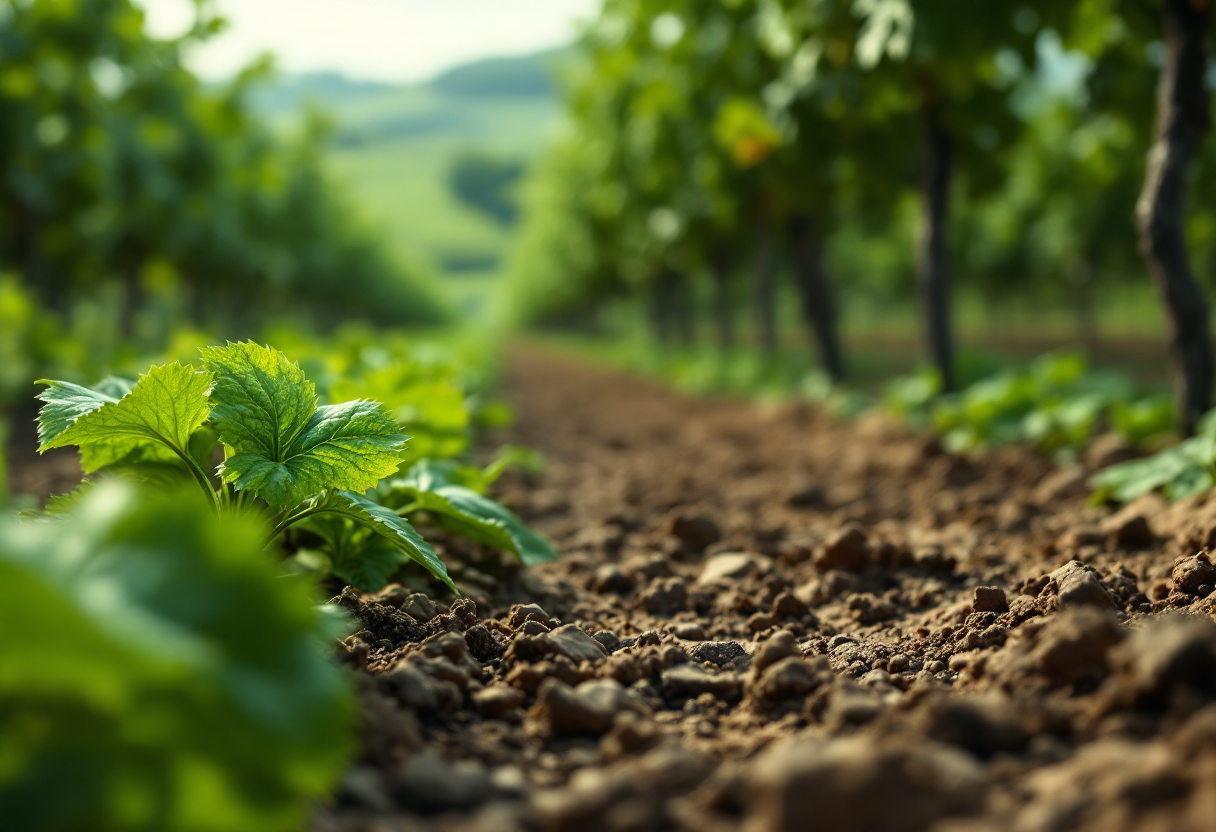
[257,51,568,319]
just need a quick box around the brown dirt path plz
[317,345,1216,832]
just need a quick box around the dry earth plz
[314,345,1216,832]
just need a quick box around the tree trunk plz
[650,267,679,346]
[1137,0,1213,436]
[918,99,956,392]
[1072,259,1100,356]
[672,272,695,347]
[754,216,777,359]
[710,244,735,354]
[788,213,845,382]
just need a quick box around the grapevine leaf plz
[299,490,455,592]
[37,364,214,463]
[201,342,317,463]
[34,380,119,449]
[203,343,407,509]
[388,463,558,567]
[0,481,354,832]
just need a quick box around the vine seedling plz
[36,342,456,590]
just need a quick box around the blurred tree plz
[1066,0,1216,434]
[849,0,1069,391]
[447,151,525,226]
[0,0,446,336]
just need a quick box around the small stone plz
[688,641,749,667]
[592,564,635,594]
[400,592,437,622]
[668,514,722,552]
[698,552,770,586]
[374,583,409,609]
[337,766,394,812]
[743,735,986,832]
[828,634,857,650]
[542,624,610,663]
[787,479,825,508]
[753,630,800,674]
[674,623,707,641]
[530,678,646,736]
[1102,510,1156,548]
[380,664,441,712]
[1051,561,1118,610]
[464,623,502,662]
[593,630,622,652]
[1033,608,1124,684]
[1106,614,1216,710]
[390,753,498,813]
[520,620,550,636]
[815,525,869,572]
[639,576,688,613]
[474,685,526,718]
[630,555,675,579]
[972,586,1009,613]
[772,592,809,619]
[1171,553,1216,595]
[508,603,551,629]
[660,664,743,701]
[748,612,777,631]
[753,657,824,702]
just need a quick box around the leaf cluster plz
[888,352,1174,454]
[0,480,354,832]
[35,340,556,593]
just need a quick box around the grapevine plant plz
[35,341,555,592]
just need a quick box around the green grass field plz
[258,54,565,318]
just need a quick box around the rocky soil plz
[313,346,1216,832]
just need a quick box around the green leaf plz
[202,342,318,463]
[37,364,214,465]
[1090,438,1212,503]
[303,518,406,593]
[34,380,120,450]
[203,343,406,509]
[299,490,455,592]
[0,481,354,832]
[388,463,559,567]
[331,368,470,464]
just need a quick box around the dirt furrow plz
[315,346,1216,832]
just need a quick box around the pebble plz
[815,524,870,572]
[1051,561,1118,610]
[668,514,722,552]
[972,586,1009,613]
[697,552,770,586]
[542,624,610,663]
[687,640,749,667]
[530,678,647,736]
[592,564,635,594]
[744,736,986,832]
[674,622,707,641]
[1171,553,1216,595]
[660,664,744,701]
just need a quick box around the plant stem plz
[394,500,423,517]
[174,447,220,512]
[269,506,324,541]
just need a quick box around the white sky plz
[142,0,599,83]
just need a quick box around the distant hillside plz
[431,49,569,97]
[250,71,396,115]
[251,49,570,318]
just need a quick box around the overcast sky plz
[142,0,598,82]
